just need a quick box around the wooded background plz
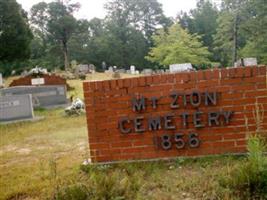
[0,0,266,75]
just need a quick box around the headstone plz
[169,63,193,73]
[102,61,107,71]
[0,94,34,122]
[76,64,89,74]
[0,85,68,108]
[89,64,96,73]
[235,58,257,67]
[142,69,153,75]
[0,73,3,87]
[126,70,131,74]
[21,70,28,77]
[118,69,126,74]
[130,65,136,75]
[108,66,114,73]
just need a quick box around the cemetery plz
[0,0,267,200]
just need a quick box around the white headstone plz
[130,65,136,75]
[108,66,114,73]
[169,63,193,73]
[0,73,3,87]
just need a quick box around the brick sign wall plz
[83,66,267,163]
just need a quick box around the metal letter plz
[134,116,145,133]
[132,97,145,112]
[208,112,220,126]
[193,111,204,128]
[181,112,189,128]
[151,97,158,109]
[183,94,187,106]
[118,117,131,134]
[164,113,176,130]
[205,92,217,106]
[170,92,179,109]
[148,116,161,131]
[190,91,201,107]
[222,111,234,124]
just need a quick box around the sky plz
[16,0,201,20]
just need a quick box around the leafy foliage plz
[178,0,219,58]
[1,0,267,74]
[0,0,32,63]
[146,23,211,66]
[221,135,267,199]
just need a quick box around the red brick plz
[84,65,267,163]
[258,65,267,76]
[243,67,252,77]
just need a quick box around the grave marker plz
[0,85,68,108]
[0,94,34,122]
[169,63,193,73]
[0,73,3,87]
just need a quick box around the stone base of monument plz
[0,116,45,125]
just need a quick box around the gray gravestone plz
[142,69,153,75]
[0,73,3,87]
[169,63,193,73]
[0,94,34,122]
[118,69,126,74]
[108,66,114,73]
[76,64,91,74]
[0,85,68,108]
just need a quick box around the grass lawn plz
[0,73,266,200]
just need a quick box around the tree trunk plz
[232,14,238,66]
[62,40,69,71]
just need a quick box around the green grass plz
[1,75,266,200]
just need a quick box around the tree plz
[146,23,211,66]
[30,1,80,70]
[178,0,218,63]
[239,0,267,64]
[179,0,218,51]
[103,0,171,68]
[0,0,32,62]
[105,0,171,41]
[213,0,248,66]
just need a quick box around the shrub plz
[54,184,90,200]
[224,135,267,199]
